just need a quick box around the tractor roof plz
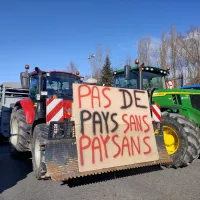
[114,65,169,75]
[29,70,83,78]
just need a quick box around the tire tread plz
[161,112,200,168]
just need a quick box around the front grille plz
[190,95,200,111]
[48,120,75,140]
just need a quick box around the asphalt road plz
[1,143,200,200]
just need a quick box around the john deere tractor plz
[112,60,200,168]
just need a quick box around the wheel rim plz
[34,137,41,169]
[10,118,18,146]
[163,125,179,155]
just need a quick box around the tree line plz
[66,44,114,86]
[66,25,200,86]
[137,25,200,85]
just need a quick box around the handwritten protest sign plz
[72,84,159,172]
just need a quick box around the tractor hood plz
[152,88,200,97]
[46,98,72,123]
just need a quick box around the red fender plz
[17,98,35,124]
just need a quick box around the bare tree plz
[125,56,133,65]
[160,31,169,69]
[137,36,151,65]
[149,40,162,67]
[169,25,178,76]
[148,34,169,69]
[177,26,200,84]
[185,26,200,67]
[175,55,185,78]
[88,44,105,80]
[66,60,78,73]
[137,25,200,85]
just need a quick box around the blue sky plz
[0,0,200,82]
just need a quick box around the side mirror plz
[20,72,30,89]
[124,65,131,80]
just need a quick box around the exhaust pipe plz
[35,67,46,119]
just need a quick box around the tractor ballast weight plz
[9,65,172,181]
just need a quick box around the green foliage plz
[100,55,113,86]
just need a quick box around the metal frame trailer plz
[0,82,29,139]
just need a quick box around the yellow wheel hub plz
[163,126,179,155]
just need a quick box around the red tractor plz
[10,65,83,179]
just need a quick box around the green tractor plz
[112,61,200,168]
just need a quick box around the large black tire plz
[161,112,200,168]
[10,107,30,156]
[32,124,48,180]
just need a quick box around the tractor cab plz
[20,65,84,122]
[113,61,169,92]
[29,71,82,101]
[20,65,83,102]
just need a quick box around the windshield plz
[46,73,81,99]
[114,71,166,90]
[30,72,81,101]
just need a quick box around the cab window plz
[30,75,38,101]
